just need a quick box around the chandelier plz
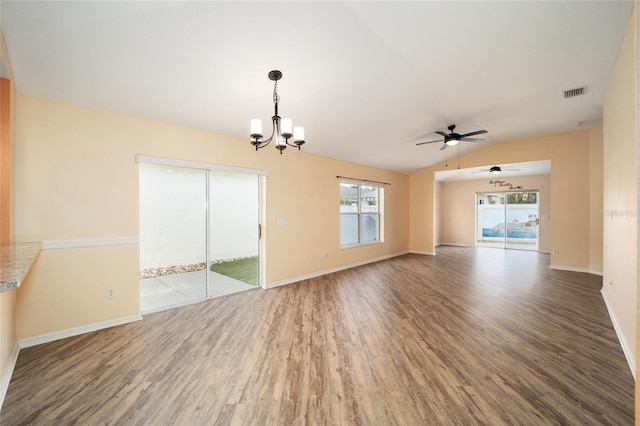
[250,70,305,153]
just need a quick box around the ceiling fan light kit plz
[250,70,305,154]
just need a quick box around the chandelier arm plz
[259,118,279,147]
[285,140,301,149]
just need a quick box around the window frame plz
[339,179,384,248]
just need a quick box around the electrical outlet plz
[107,288,115,298]
[553,249,559,255]
[610,281,615,293]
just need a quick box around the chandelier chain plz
[272,80,280,105]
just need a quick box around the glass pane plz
[477,193,505,248]
[506,192,538,204]
[340,214,359,246]
[505,195,538,250]
[361,185,379,213]
[139,163,207,312]
[340,183,359,212]
[209,171,259,292]
[361,213,380,243]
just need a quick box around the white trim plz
[549,264,603,276]
[42,236,138,250]
[0,342,19,410]
[18,315,142,349]
[409,250,436,256]
[600,290,635,379]
[136,154,268,176]
[264,251,409,289]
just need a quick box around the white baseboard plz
[0,342,20,410]
[437,243,475,248]
[409,250,436,256]
[265,251,409,289]
[600,290,635,379]
[549,264,603,276]
[18,314,142,349]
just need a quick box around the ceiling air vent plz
[564,87,586,98]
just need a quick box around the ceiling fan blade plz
[459,129,488,138]
[460,137,485,142]
[416,139,444,146]
[435,131,449,137]
[439,144,448,151]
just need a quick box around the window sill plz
[340,241,384,250]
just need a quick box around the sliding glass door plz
[477,191,539,250]
[139,161,261,313]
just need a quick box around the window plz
[340,180,383,247]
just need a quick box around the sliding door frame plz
[136,154,268,290]
[476,190,540,251]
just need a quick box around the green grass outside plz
[210,256,258,286]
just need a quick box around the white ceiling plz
[0,1,633,174]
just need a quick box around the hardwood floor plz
[1,247,634,425]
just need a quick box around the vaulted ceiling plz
[0,1,633,174]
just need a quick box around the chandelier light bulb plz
[281,118,293,137]
[250,119,263,139]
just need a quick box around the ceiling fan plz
[472,165,522,175]
[416,124,488,150]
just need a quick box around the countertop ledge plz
[0,242,42,292]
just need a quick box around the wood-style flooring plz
[1,246,634,425]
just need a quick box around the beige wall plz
[438,175,550,252]
[410,171,436,255]
[603,4,637,378]
[589,129,604,273]
[410,128,602,273]
[13,93,410,339]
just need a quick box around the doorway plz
[476,191,539,250]
[138,157,264,313]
